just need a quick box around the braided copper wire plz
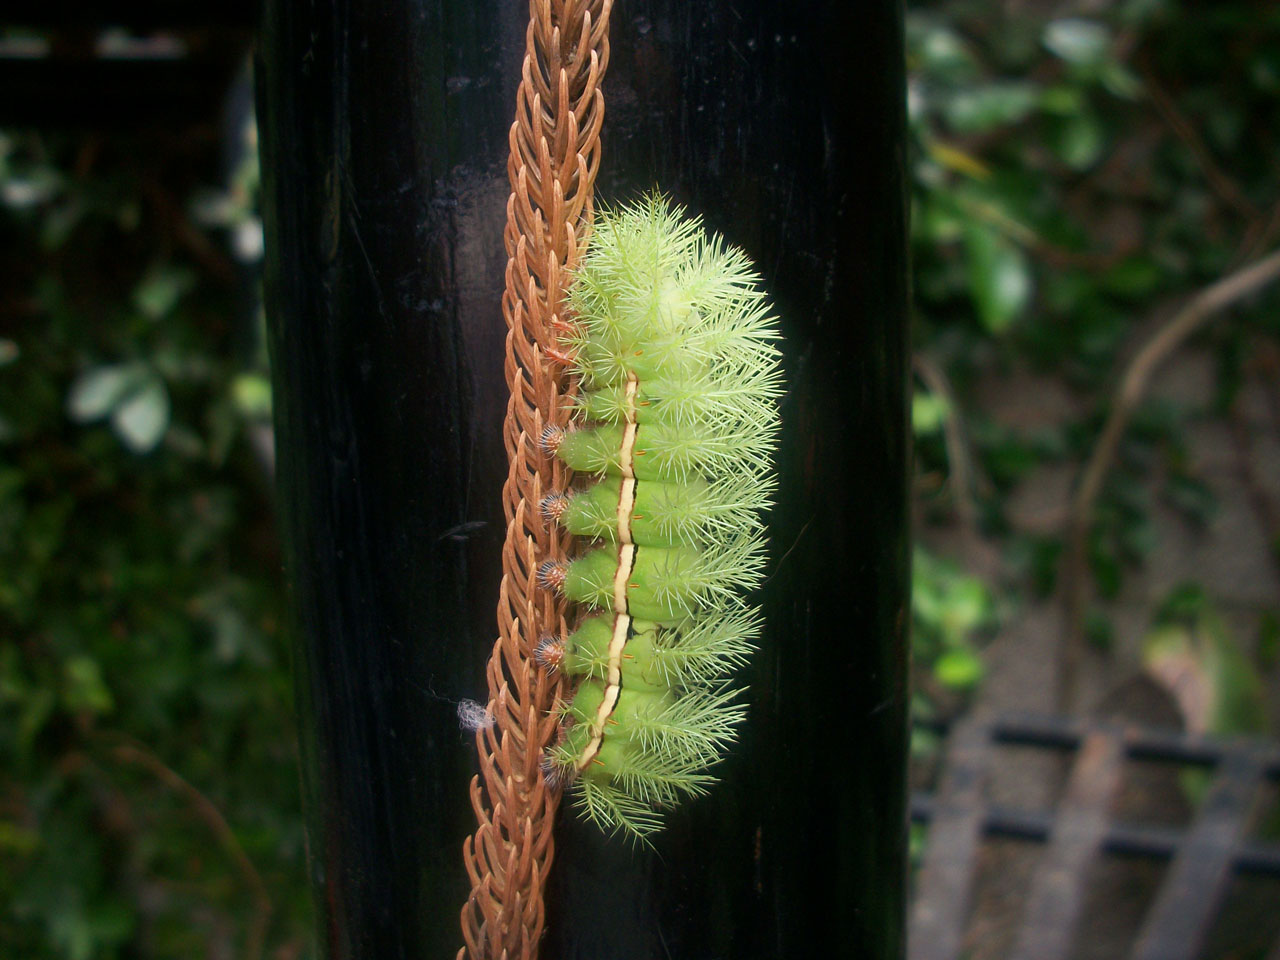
[458,2,612,958]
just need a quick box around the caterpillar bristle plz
[540,424,566,455]
[535,635,565,672]
[537,559,568,593]
[541,193,782,843]
[648,608,761,687]
[540,492,570,523]
[576,775,665,844]
[624,687,745,765]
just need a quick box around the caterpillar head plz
[537,559,568,593]
[540,751,577,790]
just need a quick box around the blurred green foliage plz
[1143,583,1269,738]
[908,0,1280,704]
[0,124,309,957]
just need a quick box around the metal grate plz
[909,714,1280,960]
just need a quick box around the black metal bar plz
[256,2,518,956]
[909,720,991,960]
[989,714,1280,773]
[914,713,1280,773]
[1131,751,1267,960]
[910,795,1280,876]
[1009,730,1123,960]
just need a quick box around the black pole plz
[256,2,519,956]
[257,1,908,958]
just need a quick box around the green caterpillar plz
[537,195,782,841]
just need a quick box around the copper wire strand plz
[458,2,612,958]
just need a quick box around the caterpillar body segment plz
[552,420,779,482]
[553,536,767,621]
[540,195,782,842]
[575,366,783,430]
[558,612,759,692]
[549,474,772,547]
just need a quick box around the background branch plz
[914,351,982,542]
[99,733,273,960]
[1059,247,1280,709]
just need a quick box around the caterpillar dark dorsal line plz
[539,194,782,842]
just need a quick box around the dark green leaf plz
[66,365,140,423]
[944,83,1039,134]
[963,222,1031,333]
[1043,19,1111,67]
[934,648,985,689]
[132,265,196,320]
[110,376,170,453]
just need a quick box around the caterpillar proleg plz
[539,195,782,841]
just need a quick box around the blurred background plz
[1,1,1278,958]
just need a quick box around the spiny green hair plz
[548,682,745,838]
[540,194,781,844]
[568,194,782,392]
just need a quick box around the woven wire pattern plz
[458,2,612,957]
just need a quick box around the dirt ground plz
[914,346,1280,960]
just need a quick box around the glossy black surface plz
[257,1,908,957]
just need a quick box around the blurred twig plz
[1140,60,1259,222]
[953,192,1129,271]
[1236,198,1280,266]
[914,352,983,543]
[1229,404,1280,570]
[98,732,273,960]
[1060,248,1280,709]
[142,179,238,286]
[1229,341,1280,568]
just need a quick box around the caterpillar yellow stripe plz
[536,194,782,842]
